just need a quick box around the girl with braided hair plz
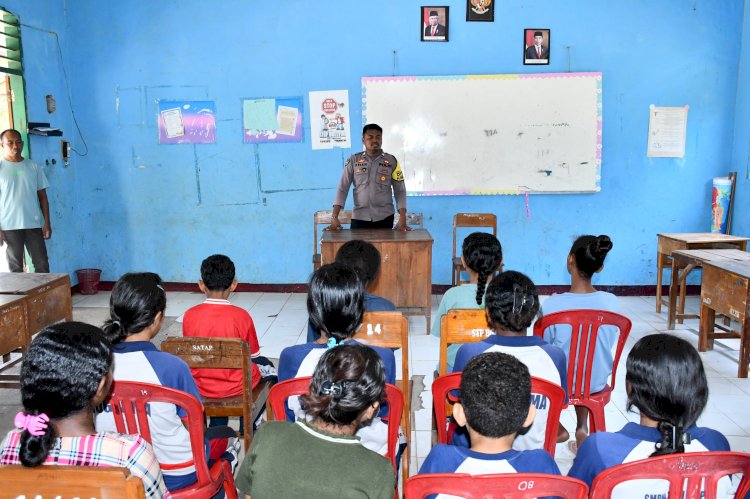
[235,344,395,498]
[569,334,732,497]
[451,270,567,452]
[431,232,503,371]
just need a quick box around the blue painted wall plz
[8,1,747,285]
[732,0,750,237]
[3,0,82,276]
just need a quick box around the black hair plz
[362,123,383,135]
[484,271,539,333]
[19,322,113,467]
[335,239,382,289]
[625,333,709,457]
[460,352,531,438]
[462,232,503,305]
[300,344,385,426]
[0,129,20,142]
[102,272,167,344]
[307,263,364,343]
[200,254,236,291]
[570,234,613,279]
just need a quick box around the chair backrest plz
[266,376,404,473]
[452,212,497,260]
[0,465,145,499]
[404,473,588,499]
[439,309,493,375]
[589,451,750,499]
[395,211,424,228]
[160,336,253,451]
[313,210,353,262]
[355,311,409,385]
[107,380,232,497]
[431,372,566,456]
[532,309,631,398]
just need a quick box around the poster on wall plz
[243,96,304,143]
[309,90,351,150]
[647,105,688,157]
[158,100,216,144]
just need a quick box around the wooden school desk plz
[0,272,73,339]
[0,294,28,388]
[321,229,433,333]
[668,249,750,329]
[699,258,750,377]
[656,233,749,315]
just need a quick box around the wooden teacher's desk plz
[699,257,750,378]
[0,273,73,388]
[668,249,750,330]
[321,229,433,333]
[656,233,749,315]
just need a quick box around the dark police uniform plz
[333,151,407,228]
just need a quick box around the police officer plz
[327,123,410,231]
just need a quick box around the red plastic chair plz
[107,381,238,499]
[267,376,404,474]
[589,451,750,499]
[404,473,588,498]
[431,372,566,457]
[533,309,631,433]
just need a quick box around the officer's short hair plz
[362,123,383,135]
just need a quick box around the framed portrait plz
[466,0,493,22]
[421,6,449,42]
[524,28,550,65]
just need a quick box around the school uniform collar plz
[295,419,362,444]
[456,445,521,461]
[484,334,547,347]
[618,422,698,441]
[113,341,159,353]
[203,298,231,305]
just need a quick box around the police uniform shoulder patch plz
[391,161,404,181]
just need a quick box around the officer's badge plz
[391,162,404,181]
[380,175,386,181]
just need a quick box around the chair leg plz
[588,404,607,434]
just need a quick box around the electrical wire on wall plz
[20,22,88,157]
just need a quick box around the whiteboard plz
[362,73,602,195]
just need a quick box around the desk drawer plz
[702,266,749,321]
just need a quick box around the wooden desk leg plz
[740,317,750,379]
[667,261,679,330]
[656,250,664,313]
[678,269,688,325]
[699,303,715,352]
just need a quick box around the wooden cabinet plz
[321,229,433,333]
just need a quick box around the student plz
[95,272,238,493]
[183,254,277,428]
[306,239,395,342]
[236,344,395,498]
[420,352,559,479]
[452,271,567,451]
[541,234,619,448]
[0,322,170,499]
[279,262,397,455]
[568,334,733,496]
[432,232,503,371]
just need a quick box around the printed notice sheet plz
[647,105,688,157]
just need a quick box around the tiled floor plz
[2,291,750,478]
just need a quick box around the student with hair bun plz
[0,322,170,498]
[569,334,733,496]
[94,272,238,492]
[452,271,567,452]
[432,232,503,371]
[541,234,619,448]
[236,344,396,498]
